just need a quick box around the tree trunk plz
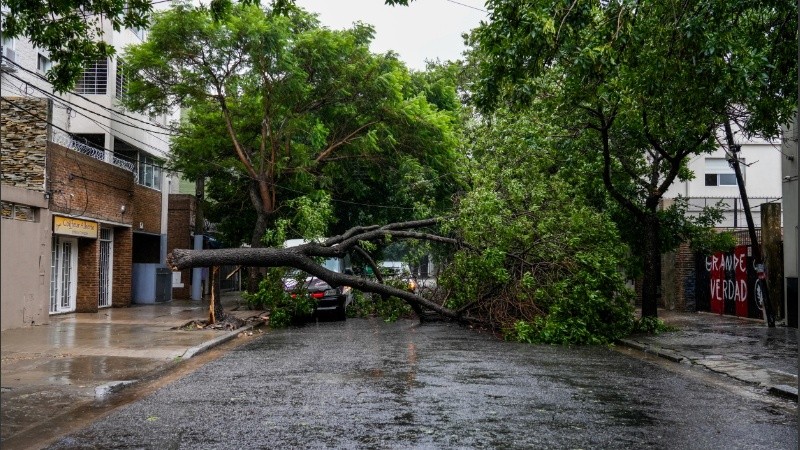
[209,266,224,323]
[247,211,270,292]
[640,213,661,318]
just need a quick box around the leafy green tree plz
[1,0,151,92]
[440,106,634,344]
[124,2,459,251]
[469,0,796,318]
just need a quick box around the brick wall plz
[168,194,195,299]
[132,184,162,234]
[47,144,135,225]
[77,238,99,313]
[661,242,696,312]
[1,97,48,191]
[113,227,132,307]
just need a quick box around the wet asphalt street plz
[47,318,796,449]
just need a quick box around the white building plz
[664,131,784,228]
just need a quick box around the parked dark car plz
[282,239,353,320]
[283,273,353,321]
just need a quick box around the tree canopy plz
[1,0,152,92]
[468,0,797,317]
[123,2,461,249]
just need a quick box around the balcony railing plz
[51,131,138,179]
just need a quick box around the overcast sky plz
[294,0,488,71]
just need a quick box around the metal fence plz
[680,196,782,229]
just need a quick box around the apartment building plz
[1,17,180,330]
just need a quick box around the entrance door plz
[50,236,78,314]
[98,227,113,307]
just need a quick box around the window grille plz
[75,59,108,95]
[50,237,58,313]
[99,228,113,308]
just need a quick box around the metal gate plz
[695,245,760,319]
[99,227,113,307]
[50,237,77,314]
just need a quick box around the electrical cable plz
[2,56,177,133]
[442,0,488,13]
[0,96,167,170]
[2,69,176,140]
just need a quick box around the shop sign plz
[54,216,98,238]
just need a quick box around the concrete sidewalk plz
[620,310,798,401]
[0,291,264,446]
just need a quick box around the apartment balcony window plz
[75,59,108,95]
[138,154,162,191]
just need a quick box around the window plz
[75,59,108,94]
[1,201,36,221]
[1,34,16,63]
[705,158,743,186]
[37,54,52,73]
[138,154,162,190]
[115,60,128,99]
[131,27,147,41]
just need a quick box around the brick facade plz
[77,238,100,313]
[132,184,162,234]
[168,194,196,299]
[661,242,696,312]
[48,143,135,225]
[113,227,133,307]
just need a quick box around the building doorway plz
[50,236,77,314]
[99,227,113,307]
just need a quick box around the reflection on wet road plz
[48,318,796,449]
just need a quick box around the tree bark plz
[167,219,469,323]
[640,213,661,318]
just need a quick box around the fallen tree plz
[168,218,473,324]
[170,210,637,345]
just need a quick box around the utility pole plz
[191,176,205,301]
[724,120,775,327]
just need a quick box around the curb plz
[768,385,799,401]
[618,338,798,403]
[181,324,256,360]
[617,339,688,364]
[92,324,257,400]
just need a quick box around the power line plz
[3,76,172,156]
[2,68,176,140]
[0,97,168,170]
[2,55,177,133]
[3,96,421,212]
[442,0,487,13]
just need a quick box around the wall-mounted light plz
[120,205,127,214]
[139,222,144,230]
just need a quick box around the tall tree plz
[469,0,797,318]
[124,2,459,250]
